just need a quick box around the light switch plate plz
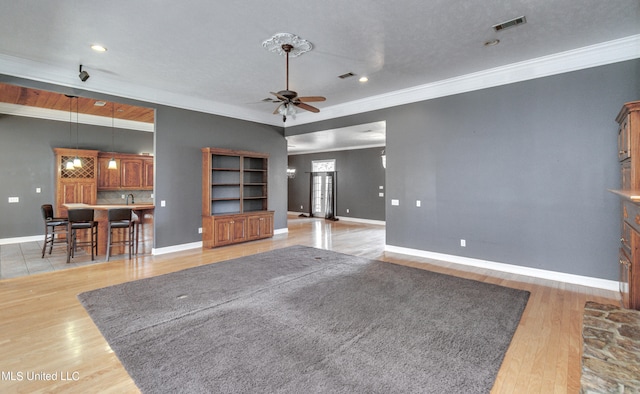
[391,199,399,206]
[8,197,19,203]
[161,200,166,207]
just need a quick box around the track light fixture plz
[79,65,90,82]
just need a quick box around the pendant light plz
[73,97,82,168]
[108,102,117,169]
[65,95,75,170]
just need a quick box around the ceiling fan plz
[269,43,325,122]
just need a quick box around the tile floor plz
[1,226,153,279]
[2,215,154,279]
[0,240,106,279]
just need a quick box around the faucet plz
[126,193,135,205]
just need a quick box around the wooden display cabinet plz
[611,101,640,310]
[201,147,273,248]
[53,148,99,218]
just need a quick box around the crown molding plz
[286,34,640,126]
[1,34,638,128]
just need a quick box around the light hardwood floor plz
[0,215,619,393]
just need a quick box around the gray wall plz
[0,75,288,249]
[153,105,287,248]
[0,115,152,238]
[288,147,386,221]
[287,59,640,281]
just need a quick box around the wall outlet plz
[300,205,304,210]
[121,194,125,199]
[391,199,399,206]
[460,239,466,247]
[379,192,384,197]
[198,227,202,234]
[346,208,350,213]
[161,200,166,207]
[36,187,41,193]
[8,197,19,203]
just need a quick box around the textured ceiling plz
[0,1,639,140]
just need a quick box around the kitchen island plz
[64,203,154,256]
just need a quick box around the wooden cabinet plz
[143,158,154,189]
[247,212,273,240]
[97,153,153,190]
[612,101,640,310]
[202,214,247,247]
[201,147,273,248]
[121,158,143,188]
[97,156,121,189]
[54,148,99,218]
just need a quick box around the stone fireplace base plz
[581,301,640,393]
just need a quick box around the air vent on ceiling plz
[492,16,526,32]
[338,72,355,79]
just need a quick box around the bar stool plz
[67,208,98,264]
[106,208,135,261]
[41,204,68,258]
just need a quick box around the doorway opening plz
[310,159,337,220]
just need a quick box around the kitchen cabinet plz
[121,158,143,188]
[143,158,154,189]
[201,147,273,248]
[97,156,121,189]
[53,148,99,218]
[97,153,153,190]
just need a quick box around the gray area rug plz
[78,245,530,393]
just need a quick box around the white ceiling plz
[0,1,639,152]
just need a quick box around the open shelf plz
[202,147,273,248]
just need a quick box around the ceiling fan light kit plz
[262,33,326,122]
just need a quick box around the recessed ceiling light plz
[359,76,369,83]
[484,39,500,47]
[91,44,107,52]
[94,101,107,106]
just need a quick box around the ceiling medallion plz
[262,33,312,57]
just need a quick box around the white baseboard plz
[384,245,619,292]
[152,228,288,255]
[0,235,42,245]
[152,241,202,255]
[287,212,386,226]
[336,216,385,226]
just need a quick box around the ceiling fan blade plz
[297,96,326,103]
[270,91,288,101]
[294,102,320,113]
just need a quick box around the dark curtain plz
[325,171,338,221]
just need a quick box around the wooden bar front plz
[64,203,154,256]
